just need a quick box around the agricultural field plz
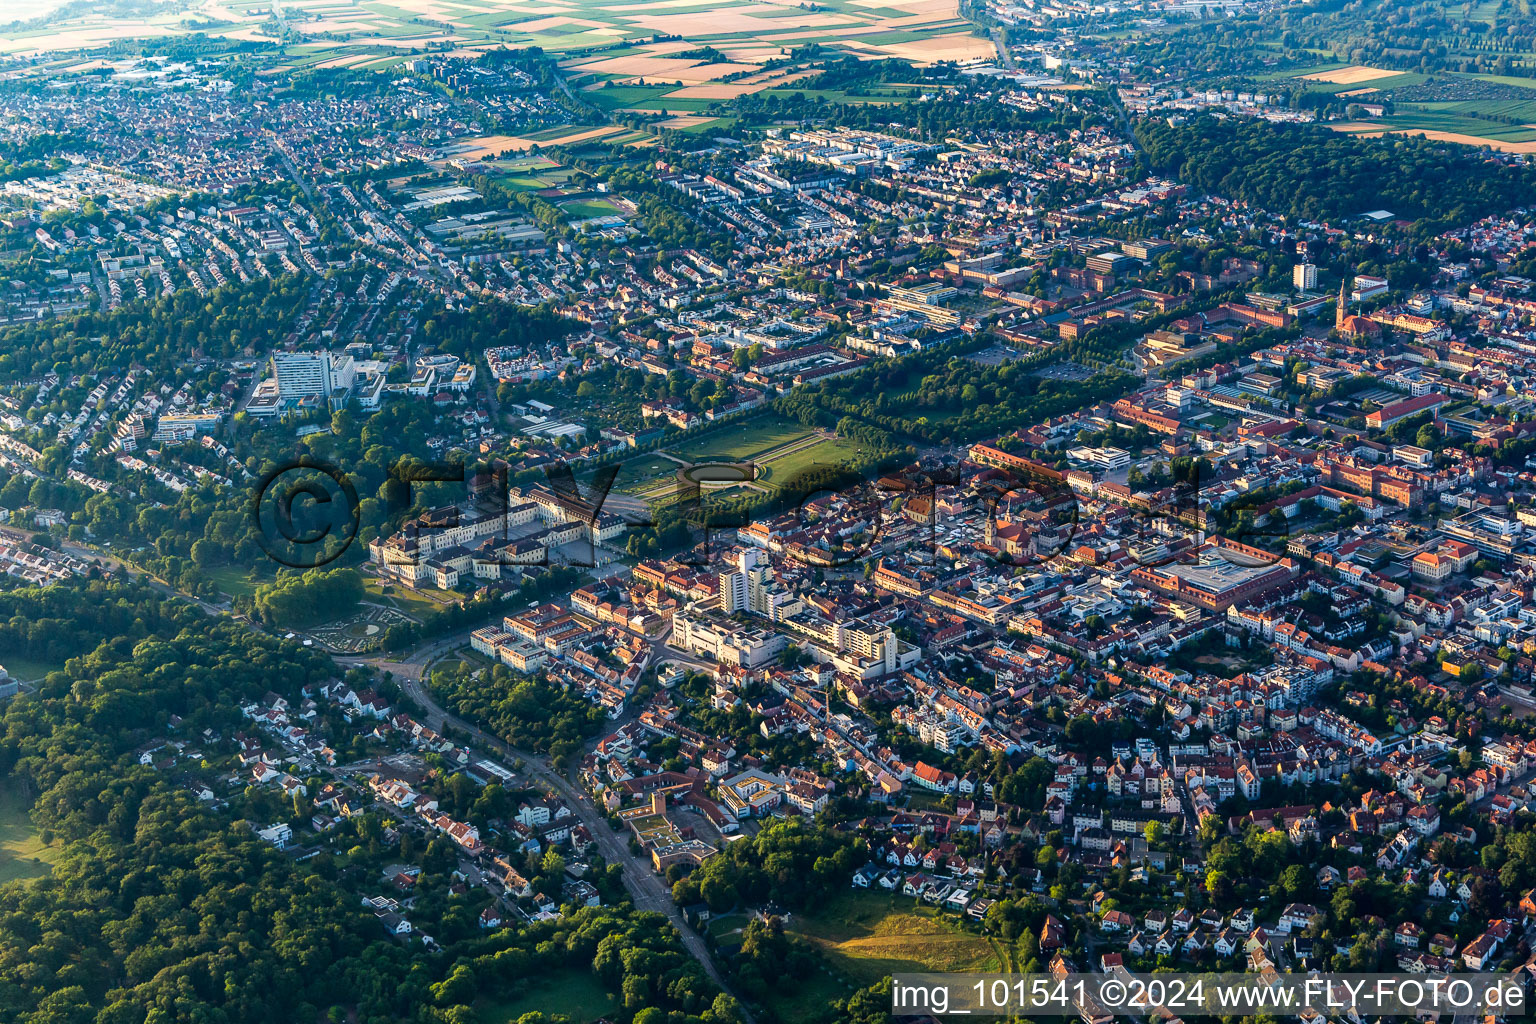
[1253,60,1346,80]
[1296,64,1408,85]
[442,125,629,160]
[1332,107,1536,151]
[0,0,990,71]
[1278,64,1427,95]
[1384,108,1536,141]
[585,83,718,114]
[1404,98,1536,127]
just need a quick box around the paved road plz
[275,143,317,203]
[71,543,752,1014]
[991,26,1014,69]
[2,528,234,618]
[387,663,753,1018]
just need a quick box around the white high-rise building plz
[1292,263,1317,291]
[272,350,356,400]
[721,548,770,615]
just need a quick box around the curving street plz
[343,641,755,1021]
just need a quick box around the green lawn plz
[1465,0,1502,20]
[764,969,852,1024]
[784,890,1004,985]
[478,968,618,1024]
[495,155,561,173]
[616,453,684,495]
[667,416,810,463]
[0,781,60,886]
[495,165,574,192]
[0,655,64,682]
[655,416,873,493]
[363,581,444,620]
[756,435,869,490]
[709,911,751,944]
[205,565,269,600]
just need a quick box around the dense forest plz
[776,342,1137,447]
[252,567,364,626]
[428,660,609,761]
[1110,0,1536,79]
[727,89,1112,137]
[1135,115,1536,234]
[0,275,311,382]
[669,819,863,914]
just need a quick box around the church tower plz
[1335,278,1348,332]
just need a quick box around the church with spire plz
[1335,277,1380,339]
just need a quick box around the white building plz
[272,350,356,400]
[721,548,771,615]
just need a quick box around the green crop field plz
[758,87,904,105]
[1421,98,1536,123]
[587,85,718,113]
[1379,109,1536,141]
[1256,62,1346,80]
